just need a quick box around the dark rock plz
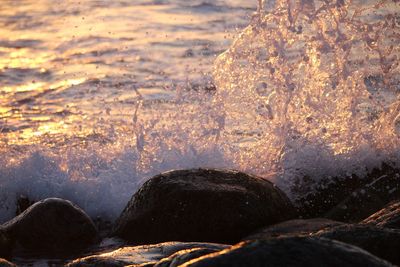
[15,195,34,216]
[67,242,229,267]
[2,198,98,257]
[0,258,16,267]
[154,248,221,267]
[243,218,345,240]
[113,169,296,244]
[313,224,400,265]
[180,237,393,267]
[293,174,367,218]
[361,201,400,229]
[68,257,127,267]
[93,217,113,239]
[0,229,12,259]
[294,163,400,220]
[325,171,400,222]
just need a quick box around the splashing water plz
[0,0,399,223]
[213,0,400,194]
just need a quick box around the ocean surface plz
[0,0,257,223]
[0,0,399,224]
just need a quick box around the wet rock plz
[313,224,400,265]
[15,195,34,216]
[0,258,16,267]
[67,242,228,267]
[113,169,296,244]
[361,201,400,229]
[154,247,221,267]
[295,163,400,221]
[93,217,113,239]
[2,198,98,257]
[325,171,400,222]
[243,218,345,240]
[0,229,12,258]
[180,237,393,267]
[293,174,367,218]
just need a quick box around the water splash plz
[0,0,399,223]
[214,0,400,194]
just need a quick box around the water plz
[0,0,257,223]
[0,0,399,224]
[214,0,400,194]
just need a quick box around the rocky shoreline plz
[0,168,399,266]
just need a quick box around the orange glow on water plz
[0,1,252,146]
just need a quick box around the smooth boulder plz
[313,224,400,265]
[180,237,393,267]
[243,218,345,240]
[2,198,98,256]
[113,169,296,244]
[362,201,400,229]
[67,242,228,267]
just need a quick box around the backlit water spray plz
[0,0,399,223]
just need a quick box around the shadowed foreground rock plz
[67,242,228,267]
[0,258,16,267]
[0,229,12,259]
[1,198,98,257]
[113,169,296,244]
[179,237,393,267]
[243,218,345,240]
[314,224,400,265]
[154,247,221,267]
[362,201,400,229]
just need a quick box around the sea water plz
[0,0,399,223]
[0,0,257,223]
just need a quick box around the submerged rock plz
[314,224,400,265]
[180,237,393,267]
[113,169,296,244]
[2,198,98,257]
[67,242,228,267]
[0,258,16,267]
[243,218,345,240]
[362,201,400,229]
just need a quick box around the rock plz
[324,171,400,222]
[361,201,400,229]
[294,163,400,220]
[243,218,345,240]
[313,224,400,265]
[179,237,393,267]
[67,242,228,267]
[113,169,296,244]
[0,229,12,259]
[15,195,34,216]
[293,174,366,218]
[2,198,98,256]
[154,248,221,267]
[0,259,16,267]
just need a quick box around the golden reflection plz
[0,49,54,69]
[1,82,46,93]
